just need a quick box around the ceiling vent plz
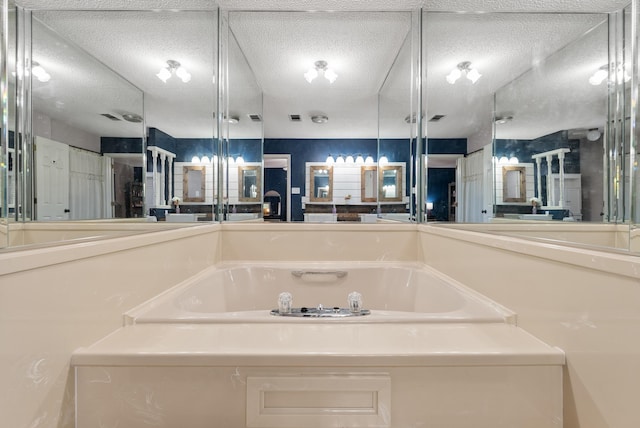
[289,114,302,122]
[248,114,262,122]
[428,115,446,122]
[101,113,121,121]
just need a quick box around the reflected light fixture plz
[589,64,631,85]
[326,154,335,165]
[32,62,50,82]
[335,155,345,164]
[587,128,602,141]
[365,155,374,165]
[446,61,481,84]
[157,59,191,83]
[235,155,245,165]
[356,154,364,164]
[589,65,608,85]
[345,155,355,164]
[379,156,389,165]
[305,60,338,84]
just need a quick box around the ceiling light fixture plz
[304,60,338,84]
[156,59,191,83]
[589,64,630,86]
[32,62,50,82]
[587,128,602,141]
[122,113,143,123]
[311,115,329,124]
[494,115,513,124]
[446,61,481,85]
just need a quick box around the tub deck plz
[73,322,563,367]
[73,322,564,428]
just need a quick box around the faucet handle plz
[278,292,293,314]
[347,291,362,313]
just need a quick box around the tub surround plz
[2,222,640,427]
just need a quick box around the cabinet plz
[126,182,144,218]
[448,182,456,221]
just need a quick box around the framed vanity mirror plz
[238,165,261,202]
[361,166,377,202]
[309,166,333,202]
[502,166,526,203]
[379,165,402,202]
[183,166,206,202]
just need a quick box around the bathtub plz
[126,262,515,324]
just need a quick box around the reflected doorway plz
[264,154,291,222]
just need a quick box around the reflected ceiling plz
[23,0,629,142]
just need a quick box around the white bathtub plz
[126,262,515,324]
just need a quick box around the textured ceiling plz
[17,0,627,145]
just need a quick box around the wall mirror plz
[309,166,333,203]
[361,166,377,202]
[183,166,206,203]
[502,166,526,203]
[379,165,402,202]
[238,165,261,202]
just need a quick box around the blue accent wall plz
[428,138,466,154]
[100,137,143,154]
[496,130,580,175]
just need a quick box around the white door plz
[35,136,70,220]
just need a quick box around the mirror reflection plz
[379,165,403,202]
[309,166,333,203]
[183,166,206,203]
[361,166,377,202]
[238,165,261,202]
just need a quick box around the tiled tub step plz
[73,323,564,428]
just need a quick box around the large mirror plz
[3,9,218,243]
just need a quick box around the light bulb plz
[345,155,355,164]
[379,156,389,165]
[235,155,245,165]
[156,67,171,83]
[326,155,335,165]
[176,66,191,83]
[191,155,200,163]
[324,68,338,83]
[589,69,608,85]
[201,156,210,164]
[365,155,374,165]
[336,156,345,164]
[356,155,364,164]
[304,68,318,83]
[446,68,461,84]
[508,156,519,164]
[466,68,482,84]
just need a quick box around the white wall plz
[33,110,101,152]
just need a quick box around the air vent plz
[429,115,446,122]
[101,113,121,121]
[248,114,262,122]
[289,114,302,122]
